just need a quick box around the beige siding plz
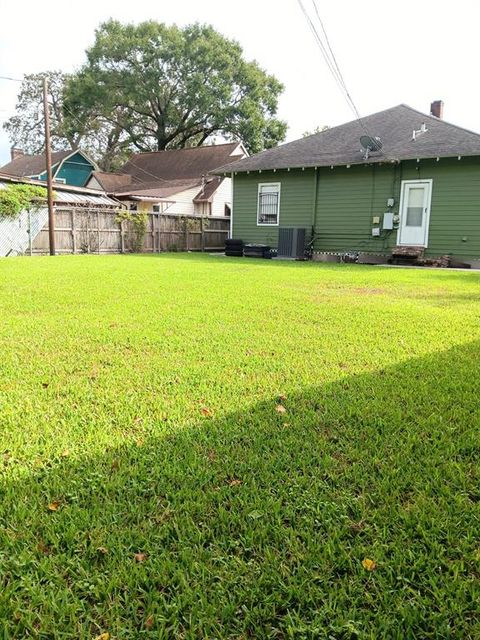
[211,177,232,217]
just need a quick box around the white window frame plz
[257,182,281,226]
[397,179,433,248]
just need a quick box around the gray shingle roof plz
[215,104,480,173]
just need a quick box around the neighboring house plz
[87,143,247,217]
[0,148,98,187]
[217,102,480,267]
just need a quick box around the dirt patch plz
[352,287,386,296]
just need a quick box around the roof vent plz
[412,122,428,141]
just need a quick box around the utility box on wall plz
[383,212,394,230]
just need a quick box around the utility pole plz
[43,76,55,256]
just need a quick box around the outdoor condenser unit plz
[277,228,307,259]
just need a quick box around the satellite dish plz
[360,135,383,155]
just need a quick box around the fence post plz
[28,210,32,256]
[97,210,101,254]
[71,209,77,254]
[201,216,205,252]
[86,212,91,254]
[150,213,155,252]
[120,219,125,254]
[185,218,189,251]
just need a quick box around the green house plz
[0,149,98,188]
[218,102,480,267]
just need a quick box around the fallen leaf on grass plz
[275,404,287,414]
[349,520,365,534]
[37,541,50,555]
[362,558,377,571]
[278,394,287,402]
[96,547,108,555]
[228,478,242,487]
[41,382,49,389]
[61,449,70,458]
[201,406,213,417]
[248,510,264,520]
[145,615,154,630]
[111,459,120,471]
[134,552,147,563]
[94,634,110,640]
[207,449,217,462]
[47,501,61,512]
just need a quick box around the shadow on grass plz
[1,342,480,639]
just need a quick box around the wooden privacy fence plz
[31,208,230,255]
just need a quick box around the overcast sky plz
[1,0,479,164]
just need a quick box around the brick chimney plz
[430,100,444,119]
[10,147,24,161]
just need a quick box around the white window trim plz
[397,179,433,248]
[257,182,281,227]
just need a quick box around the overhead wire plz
[296,0,389,160]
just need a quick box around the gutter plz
[229,172,234,239]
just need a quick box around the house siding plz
[232,157,480,261]
[314,164,396,255]
[210,177,232,218]
[232,169,315,246]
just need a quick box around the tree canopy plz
[65,20,287,155]
[3,22,287,169]
[3,72,77,155]
[3,71,133,171]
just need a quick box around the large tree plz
[65,20,287,154]
[3,72,79,155]
[3,71,133,170]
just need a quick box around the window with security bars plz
[257,183,280,225]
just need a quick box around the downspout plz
[229,172,234,239]
[310,167,320,256]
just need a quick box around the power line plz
[309,0,359,119]
[296,0,388,159]
[0,75,23,82]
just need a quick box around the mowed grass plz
[1,254,479,639]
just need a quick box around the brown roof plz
[114,178,202,200]
[0,150,73,177]
[215,104,480,173]
[193,177,223,202]
[121,143,245,183]
[91,171,133,191]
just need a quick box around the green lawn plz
[1,254,479,639]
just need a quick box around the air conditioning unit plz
[277,228,307,259]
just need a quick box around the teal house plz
[0,149,98,187]
[217,102,480,267]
